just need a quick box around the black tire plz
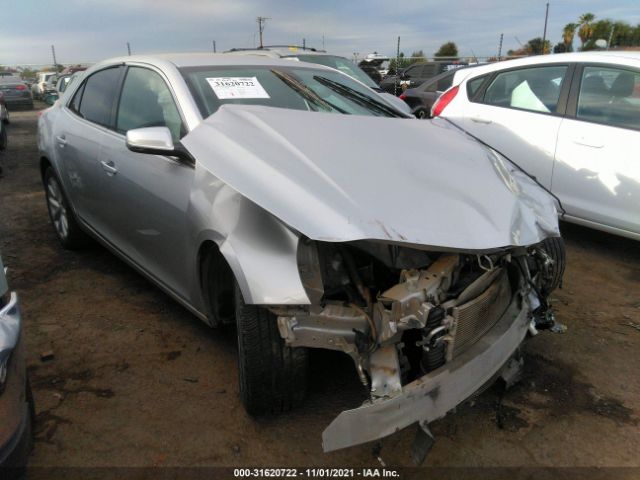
[43,167,89,249]
[201,248,235,327]
[0,125,7,150]
[414,107,430,119]
[235,284,308,415]
[539,237,566,296]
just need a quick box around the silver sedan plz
[37,54,565,459]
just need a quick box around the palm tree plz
[562,23,577,52]
[578,13,596,50]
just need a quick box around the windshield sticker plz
[206,77,270,99]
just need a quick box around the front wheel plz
[235,285,308,416]
[44,167,88,249]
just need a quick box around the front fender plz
[191,173,310,306]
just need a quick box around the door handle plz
[56,135,67,147]
[471,117,492,124]
[100,160,118,175]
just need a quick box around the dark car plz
[380,61,468,95]
[0,82,34,110]
[0,253,34,475]
[400,66,475,118]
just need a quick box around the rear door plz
[553,63,640,236]
[453,64,572,188]
[53,66,124,232]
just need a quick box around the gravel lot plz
[1,104,639,471]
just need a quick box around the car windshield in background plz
[180,65,403,118]
[284,54,379,89]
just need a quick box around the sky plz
[1,0,639,66]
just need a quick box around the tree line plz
[509,13,640,56]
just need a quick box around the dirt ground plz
[0,104,639,473]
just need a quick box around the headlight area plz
[274,238,560,460]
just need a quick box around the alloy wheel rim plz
[47,177,69,239]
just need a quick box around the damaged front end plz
[272,238,561,459]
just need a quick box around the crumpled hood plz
[182,105,560,250]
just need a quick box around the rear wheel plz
[414,107,430,119]
[235,285,309,415]
[44,167,88,249]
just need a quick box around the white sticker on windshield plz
[206,77,270,99]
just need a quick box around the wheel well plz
[40,156,52,182]
[198,240,236,326]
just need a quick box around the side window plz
[78,67,123,127]
[116,67,183,142]
[483,66,568,113]
[436,72,455,92]
[68,82,85,114]
[577,66,640,130]
[467,74,488,100]
[403,66,418,77]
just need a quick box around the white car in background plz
[433,52,640,240]
[31,72,56,99]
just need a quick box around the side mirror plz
[126,127,193,164]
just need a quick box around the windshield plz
[180,65,403,118]
[284,54,379,89]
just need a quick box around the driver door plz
[97,66,195,299]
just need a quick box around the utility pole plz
[51,45,57,69]
[498,33,503,61]
[607,26,615,50]
[322,34,325,50]
[257,16,270,48]
[541,2,549,54]
[127,42,131,56]
[394,36,400,97]
[302,38,306,50]
[212,40,216,53]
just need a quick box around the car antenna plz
[441,117,566,217]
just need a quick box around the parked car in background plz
[380,61,468,95]
[0,119,6,154]
[0,91,9,124]
[225,46,411,114]
[0,253,34,472]
[38,53,564,458]
[358,52,390,83]
[31,72,56,99]
[55,74,72,94]
[400,66,476,118]
[435,51,640,240]
[0,81,34,110]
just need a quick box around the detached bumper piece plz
[322,295,529,452]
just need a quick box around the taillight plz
[431,85,459,117]
[399,93,407,100]
[15,84,27,91]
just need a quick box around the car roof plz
[457,51,640,81]
[225,47,329,58]
[90,52,338,71]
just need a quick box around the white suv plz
[434,52,640,240]
[31,72,56,99]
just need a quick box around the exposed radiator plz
[449,270,512,359]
